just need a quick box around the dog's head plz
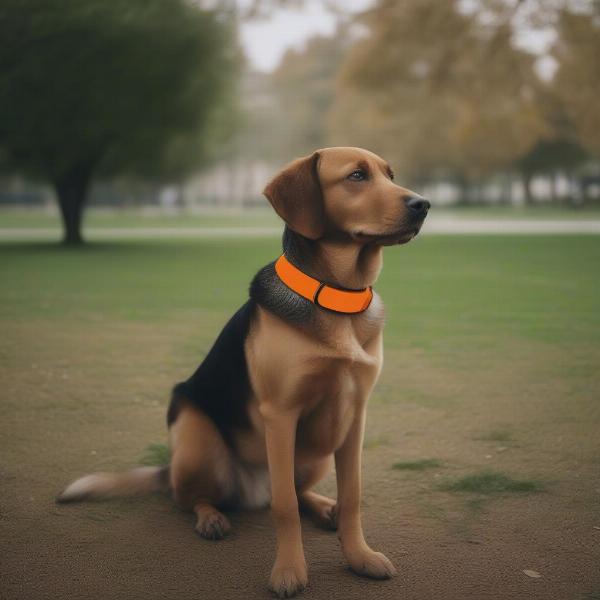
[263,147,429,245]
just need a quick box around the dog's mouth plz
[381,228,420,246]
[353,226,422,246]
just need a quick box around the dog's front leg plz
[262,405,307,598]
[335,406,397,579]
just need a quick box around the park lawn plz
[0,207,280,229]
[1,235,598,350]
[1,203,600,231]
[1,233,599,599]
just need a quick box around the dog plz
[57,146,430,598]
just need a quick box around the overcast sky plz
[239,0,373,72]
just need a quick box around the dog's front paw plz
[347,549,397,579]
[269,557,308,598]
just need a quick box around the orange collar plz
[274,254,373,314]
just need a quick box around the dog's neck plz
[283,227,383,291]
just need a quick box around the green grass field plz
[1,233,599,599]
[2,234,598,345]
[0,207,280,229]
[1,203,600,231]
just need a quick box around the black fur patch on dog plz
[249,226,317,325]
[168,300,255,444]
[249,261,315,325]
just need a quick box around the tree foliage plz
[249,0,599,203]
[330,0,548,184]
[552,9,600,157]
[271,29,350,156]
[0,0,239,243]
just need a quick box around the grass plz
[465,497,487,513]
[363,435,389,449]
[440,470,545,494]
[392,458,442,471]
[1,235,599,352]
[474,429,513,442]
[139,443,170,466]
[436,204,600,220]
[0,207,280,229]
[2,204,600,230]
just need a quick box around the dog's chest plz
[246,305,383,456]
[295,323,381,452]
[294,363,362,456]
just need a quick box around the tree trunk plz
[549,172,558,203]
[455,175,470,205]
[54,164,93,246]
[502,172,513,205]
[522,171,534,205]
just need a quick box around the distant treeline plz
[239,0,600,206]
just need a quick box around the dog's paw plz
[300,492,338,531]
[347,549,397,579]
[195,511,231,540]
[269,558,308,598]
[318,502,338,531]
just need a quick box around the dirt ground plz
[1,315,599,600]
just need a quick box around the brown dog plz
[58,147,430,598]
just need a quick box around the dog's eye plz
[388,170,395,180]
[348,169,367,181]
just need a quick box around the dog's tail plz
[56,466,170,504]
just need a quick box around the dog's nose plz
[406,196,431,215]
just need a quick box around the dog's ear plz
[263,151,324,240]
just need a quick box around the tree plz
[270,29,351,157]
[330,0,474,182]
[0,0,238,244]
[552,8,600,158]
[450,22,548,185]
[513,83,588,203]
[330,0,547,191]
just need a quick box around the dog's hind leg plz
[299,491,337,530]
[193,501,232,540]
[297,457,337,530]
[169,404,234,540]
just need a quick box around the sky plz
[239,0,373,72]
